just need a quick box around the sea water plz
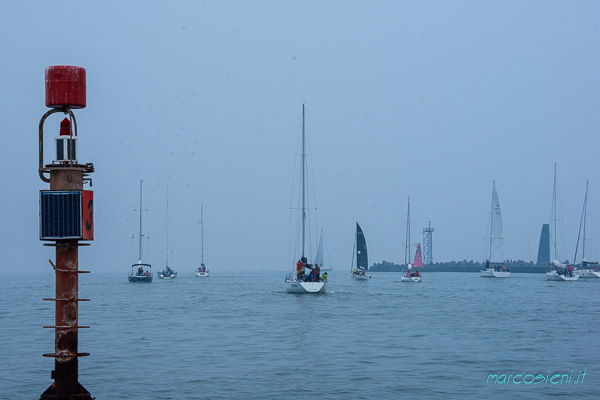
[1,270,599,399]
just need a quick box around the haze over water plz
[2,270,598,399]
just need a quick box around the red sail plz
[413,243,424,267]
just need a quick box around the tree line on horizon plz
[369,259,541,272]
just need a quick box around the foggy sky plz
[2,1,599,274]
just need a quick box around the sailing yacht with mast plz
[545,165,579,281]
[480,181,510,278]
[351,222,371,280]
[128,180,152,283]
[573,180,598,279]
[195,203,210,277]
[401,197,421,282]
[285,105,327,294]
[157,188,177,280]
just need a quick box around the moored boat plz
[572,181,599,279]
[284,105,327,294]
[195,203,210,277]
[400,197,422,282]
[128,180,152,283]
[158,187,177,280]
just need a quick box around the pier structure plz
[39,65,94,400]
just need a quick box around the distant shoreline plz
[370,261,554,273]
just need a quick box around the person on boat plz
[414,270,420,277]
[296,257,307,280]
[298,270,305,280]
[322,272,328,281]
[314,264,321,282]
[406,264,412,277]
[138,266,144,276]
[305,269,315,282]
[568,265,573,277]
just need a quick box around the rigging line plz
[324,231,334,270]
[573,179,588,264]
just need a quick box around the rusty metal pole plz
[39,66,94,400]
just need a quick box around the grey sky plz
[2,1,599,273]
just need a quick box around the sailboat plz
[401,197,422,282]
[480,181,510,278]
[157,188,177,280]
[128,180,153,283]
[285,105,327,294]
[195,203,210,277]
[351,222,372,280]
[573,180,598,279]
[545,165,578,281]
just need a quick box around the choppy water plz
[1,270,599,399]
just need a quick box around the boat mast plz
[551,164,558,261]
[574,179,589,263]
[489,180,495,262]
[301,104,306,259]
[405,197,411,265]
[166,186,170,267]
[138,179,143,262]
[583,179,588,260]
[201,202,204,264]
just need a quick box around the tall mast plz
[405,197,411,265]
[166,186,170,267]
[489,180,495,261]
[551,164,558,261]
[301,104,306,258]
[574,179,589,263]
[201,203,204,263]
[583,179,588,260]
[138,179,143,262]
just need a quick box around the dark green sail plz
[356,222,368,270]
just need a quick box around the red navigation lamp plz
[45,65,86,109]
[38,65,94,400]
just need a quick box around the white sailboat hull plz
[351,273,371,280]
[559,274,580,281]
[546,270,579,281]
[546,270,562,281]
[158,272,177,280]
[480,268,494,277]
[575,269,599,279]
[481,267,509,278]
[285,280,327,294]
[400,274,421,283]
[195,271,210,277]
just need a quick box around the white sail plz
[314,228,324,268]
[490,181,504,264]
